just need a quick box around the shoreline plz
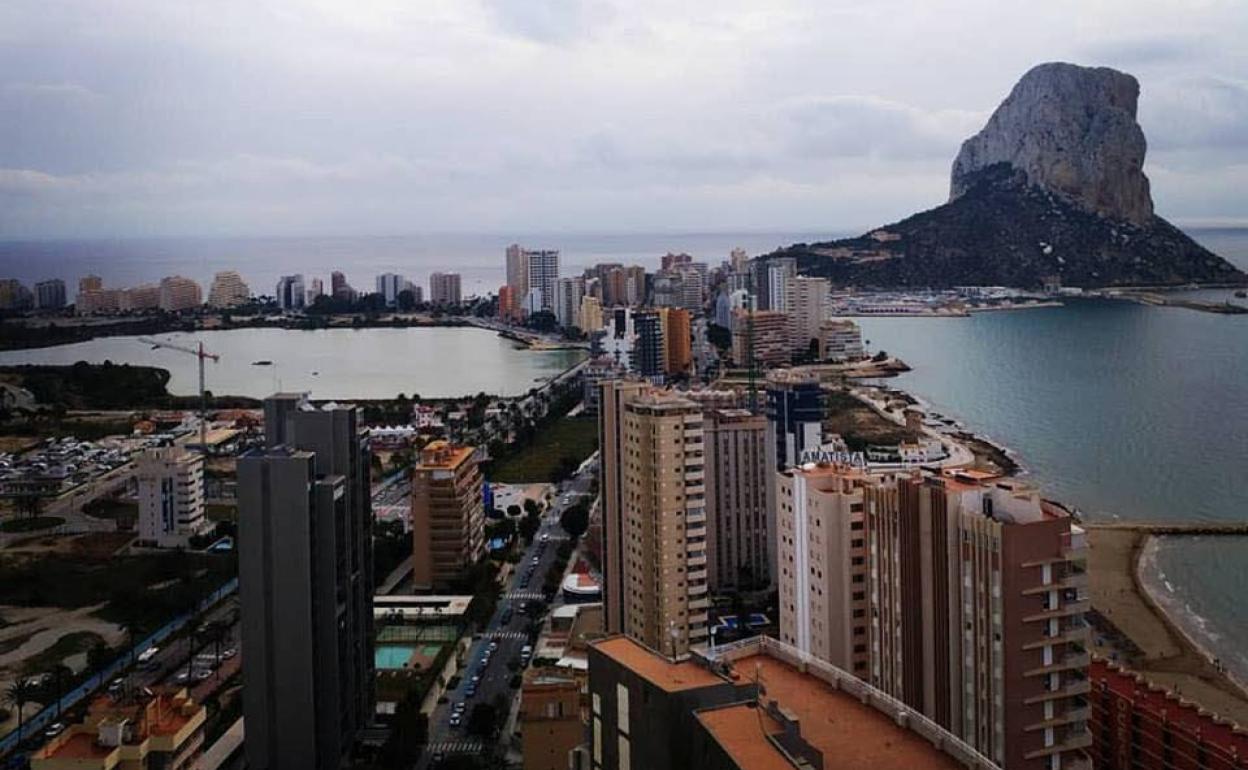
[1087,527,1248,726]
[1135,536,1248,697]
[865,377,1248,724]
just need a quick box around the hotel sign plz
[798,449,868,467]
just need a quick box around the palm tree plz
[4,679,36,740]
[47,664,73,719]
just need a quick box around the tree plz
[559,502,590,539]
[517,514,539,544]
[4,679,36,740]
[45,664,73,718]
[466,701,499,738]
[522,498,540,517]
[872,349,889,362]
[506,504,522,518]
[396,289,417,312]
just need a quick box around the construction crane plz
[138,337,220,453]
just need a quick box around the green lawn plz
[0,516,65,533]
[486,416,597,484]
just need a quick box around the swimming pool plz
[375,645,414,670]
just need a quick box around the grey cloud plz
[1142,76,1248,152]
[480,0,616,44]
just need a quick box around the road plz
[417,462,595,769]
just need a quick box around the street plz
[417,461,595,769]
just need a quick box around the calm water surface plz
[0,327,587,400]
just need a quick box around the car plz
[465,684,477,697]
[453,701,466,713]
[174,671,191,684]
[194,669,213,681]
[449,715,461,727]
[432,751,445,763]
[107,677,125,692]
[540,533,550,542]
[43,723,66,739]
[471,674,481,683]
[488,641,499,651]
[221,648,238,659]
[136,646,160,664]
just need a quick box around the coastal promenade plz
[1087,525,1248,728]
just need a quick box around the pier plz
[1082,520,1248,536]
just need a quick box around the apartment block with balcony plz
[135,445,207,548]
[32,689,205,770]
[775,462,879,677]
[864,471,1091,770]
[618,391,709,656]
[411,440,485,590]
[703,408,771,591]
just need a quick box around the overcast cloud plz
[0,0,1245,237]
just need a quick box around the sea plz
[1,226,1247,680]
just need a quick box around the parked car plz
[43,723,66,739]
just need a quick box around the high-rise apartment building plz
[506,243,530,305]
[276,274,306,310]
[0,279,33,310]
[578,294,603,333]
[410,440,485,589]
[330,270,349,298]
[158,276,203,312]
[207,270,250,308]
[498,284,518,321]
[587,635,997,770]
[79,275,103,294]
[631,310,665,382]
[764,368,825,471]
[864,472,1090,769]
[774,458,1091,770]
[239,394,374,770]
[34,279,66,310]
[787,276,830,351]
[598,379,649,634]
[306,277,324,305]
[752,256,795,312]
[730,309,790,367]
[612,390,709,655]
[135,446,207,548]
[526,249,560,313]
[375,273,405,306]
[554,276,585,329]
[729,247,749,273]
[703,409,771,591]
[657,307,691,378]
[121,284,160,311]
[776,463,878,676]
[429,272,462,306]
[818,318,865,361]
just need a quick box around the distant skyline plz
[1,0,1246,238]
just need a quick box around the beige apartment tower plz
[776,463,878,676]
[411,441,485,589]
[598,379,649,634]
[703,408,771,591]
[618,391,709,655]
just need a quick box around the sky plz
[0,0,1245,239]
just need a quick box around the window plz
[617,684,630,734]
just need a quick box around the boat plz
[251,360,273,366]
[1235,290,1246,299]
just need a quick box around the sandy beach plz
[1087,527,1248,725]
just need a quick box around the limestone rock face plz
[950,62,1154,225]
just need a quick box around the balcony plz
[690,597,711,611]
[1024,652,1091,678]
[1023,601,1091,624]
[1023,729,1092,760]
[689,582,708,596]
[1022,572,1089,596]
[1024,706,1091,732]
[1024,680,1091,705]
[1023,624,1091,650]
[686,511,707,525]
[687,554,708,568]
